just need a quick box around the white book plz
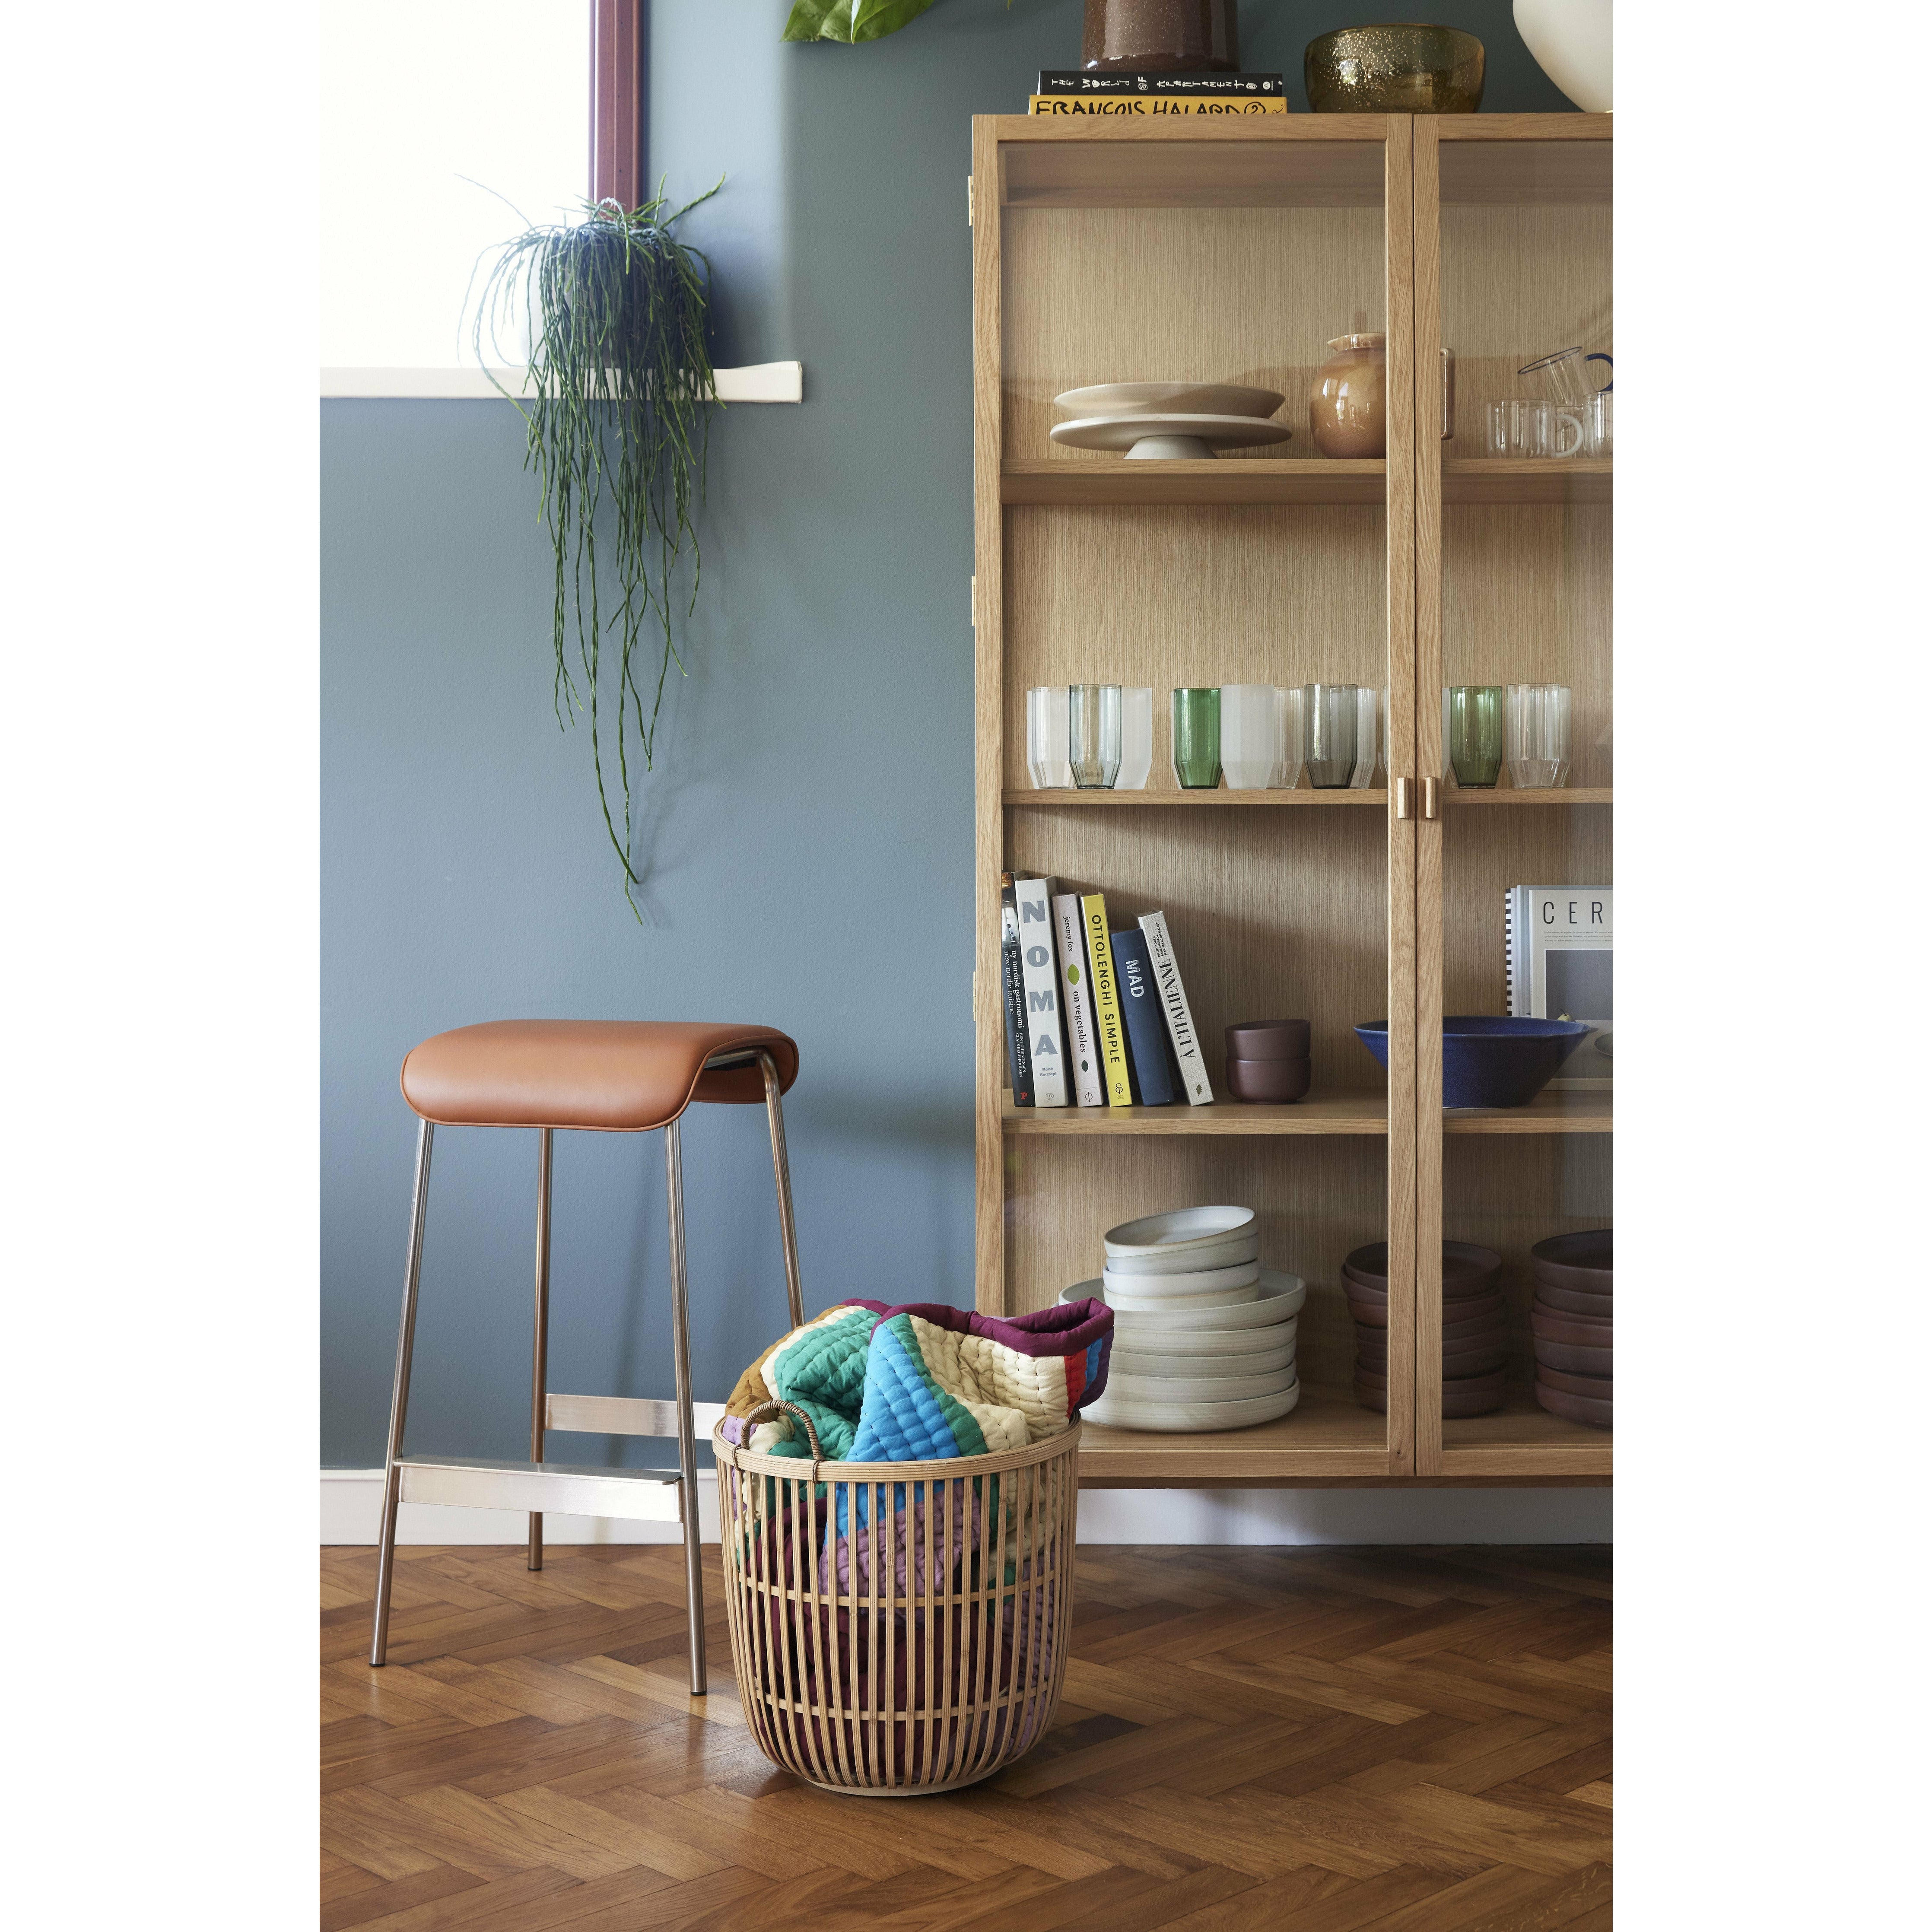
[1138,910,1213,1105]
[1013,877,1069,1106]
[1506,885,1612,1087]
[1051,892,1106,1106]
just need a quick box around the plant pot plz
[1083,0,1239,73]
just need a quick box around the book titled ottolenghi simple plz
[1138,910,1213,1104]
[1080,893,1134,1108]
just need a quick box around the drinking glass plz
[1518,345,1613,407]
[1506,683,1572,789]
[1580,390,1612,456]
[1302,683,1360,789]
[1068,683,1121,789]
[1348,686,1382,788]
[1026,686,1070,788]
[1219,684,1280,790]
[1269,686,1306,788]
[1115,686,1153,790]
[1445,685,1504,787]
[1485,399,1543,458]
[1531,400,1586,458]
[1170,687,1221,789]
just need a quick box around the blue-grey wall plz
[322,1,1573,1467]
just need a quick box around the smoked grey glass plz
[1170,687,1221,789]
[1303,683,1360,788]
[1069,683,1122,789]
[1446,684,1504,787]
[1506,682,1572,788]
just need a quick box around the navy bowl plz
[1354,1016,1592,1108]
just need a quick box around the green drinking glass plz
[1171,687,1222,789]
[1446,685,1504,788]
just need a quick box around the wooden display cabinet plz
[971,114,1611,1489]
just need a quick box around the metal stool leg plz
[759,1051,805,1330]
[528,1128,553,1571]
[371,1120,435,1668]
[664,1116,707,1694]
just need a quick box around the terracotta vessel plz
[1310,333,1386,458]
[1082,0,1239,72]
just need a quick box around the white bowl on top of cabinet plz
[1514,0,1611,111]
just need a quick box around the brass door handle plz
[1422,776,1440,820]
[1394,777,1414,820]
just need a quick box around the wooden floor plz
[322,1542,1610,1931]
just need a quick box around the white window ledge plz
[321,361,804,403]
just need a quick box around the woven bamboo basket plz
[713,1401,1081,1795]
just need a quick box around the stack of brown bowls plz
[1223,1020,1311,1104]
[1531,1230,1611,1428]
[1343,1241,1507,1416]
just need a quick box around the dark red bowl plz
[1225,1019,1311,1061]
[1531,1307,1612,1347]
[1225,1056,1312,1104]
[1537,1363,1611,1399]
[1534,1380,1612,1429]
[1343,1240,1501,1296]
[1534,1281,1613,1319]
[1530,1228,1612,1291]
[1533,1337,1613,1376]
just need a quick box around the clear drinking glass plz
[1580,390,1612,456]
[1115,686,1153,790]
[1519,344,1613,407]
[1303,683,1360,789]
[1219,683,1280,790]
[1068,683,1122,789]
[1485,398,1544,458]
[1026,686,1070,788]
[1531,400,1586,458]
[1506,682,1572,789]
[1348,686,1382,787]
[1269,686,1306,788]
[1445,684,1504,787]
[1170,687,1221,789]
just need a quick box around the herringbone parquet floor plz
[321,1541,1610,1931]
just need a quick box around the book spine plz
[1037,71,1286,95]
[1013,876,1069,1106]
[1000,873,1033,1106]
[1027,95,1287,117]
[1138,910,1213,1105]
[1111,929,1179,1106]
[1052,893,1106,1106]
[1504,887,1523,1017]
[1080,894,1134,1108]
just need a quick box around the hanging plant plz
[782,0,1010,42]
[473,184,721,915]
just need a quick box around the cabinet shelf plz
[1004,788,1386,808]
[1438,1385,1612,1478]
[1000,458,1608,508]
[1004,1092,1389,1136]
[1443,1087,1610,1134]
[1077,1382,1394,1485]
[1443,458,1610,504]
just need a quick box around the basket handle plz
[740,1399,826,1479]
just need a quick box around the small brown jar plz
[1082,0,1239,72]
[1309,332,1386,458]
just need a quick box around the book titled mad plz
[1080,893,1134,1108]
[1138,910,1212,1105]
[1112,928,1179,1106]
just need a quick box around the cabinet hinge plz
[967,175,974,227]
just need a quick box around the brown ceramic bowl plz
[1533,1281,1613,1320]
[1533,1337,1613,1377]
[1534,1380,1612,1429]
[1226,1056,1312,1104]
[1343,1240,1500,1297]
[1353,1376,1388,1414]
[1441,1295,1506,1334]
[1537,1364,1611,1399]
[1530,1229,1612,1291]
[1348,1296,1388,1329]
[1442,1366,1507,1417]
[1225,1019,1311,1061]
[1531,1307,1612,1347]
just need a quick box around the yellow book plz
[1081,893,1134,1108]
[1027,95,1288,118]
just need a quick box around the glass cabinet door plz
[975,119,1421,1477]
[1412,120,1613,1478]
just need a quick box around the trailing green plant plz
[473,184,721,915]
[783,0,1010,43]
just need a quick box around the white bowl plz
[1104,1234,1261,1276]
[1063,1270,1306,1332]
[1102,1258,1258,1298]
[1055,382,1286,420]
[1084,1381,1301,1433]
[1111,1336,1296,1379]
[1105,1366,1296,1404]
[1104,1281,1260,1312]
[1104,1206,1256,1257]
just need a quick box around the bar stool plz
[368,1019,804,1693]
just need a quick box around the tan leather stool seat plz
[400,1020,799,1132]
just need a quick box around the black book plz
[1111,928,1180,1106]
[1037,70,1286,96]
[1000,872,1034,1106]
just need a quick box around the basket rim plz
[713,1415,1083,1481]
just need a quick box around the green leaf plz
[781,0,855,40]
[852,0,938,39]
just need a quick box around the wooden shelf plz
[1005,788,1386,807]
[1443,1087,1611,1135]
[1004,1093,1388,1136]
[1002,458,1385,507]
[1443,458,1610,505]
[1438,1384,1611,1479]
[1449,787,1611,806]
[1077,1382,1394,1485]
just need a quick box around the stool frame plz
[369,1047,805,1694]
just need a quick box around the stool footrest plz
[545,1393,727,1439]
[397,1456,684,1523]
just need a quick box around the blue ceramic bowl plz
[1354,1016,1592,1108]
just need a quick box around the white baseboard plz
[321,1470,1608,1547]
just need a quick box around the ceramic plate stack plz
[1048,383,1293,462]
[1530,1230,1611,1428]
[1344,1240,1508,1417]
[1060,1206,1305,1432]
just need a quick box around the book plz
[1080,893,1134,1108]
[1028,94,1287,117]
[1000,872,1033,1106]
[1013,876,1070,1107]
[1052,891,1106,1106]
[1506,885,1612,1087]
[1111,928,1180,1106]
[1036,70,1286,96]
[1137,910,1213,1105]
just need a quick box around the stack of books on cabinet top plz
[1028,70,1287,118]
[1001,872,1209,1110]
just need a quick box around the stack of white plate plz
[1048,383,1293,462]
[1061,1207,1305,1432]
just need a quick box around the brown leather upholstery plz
[399,1020,800,1131]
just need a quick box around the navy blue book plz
[1111,928,1180,1106]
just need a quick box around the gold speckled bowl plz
[1304,23,1486,113]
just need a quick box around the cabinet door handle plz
[1421,776,1440,820]
[1394,777,1414,820]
